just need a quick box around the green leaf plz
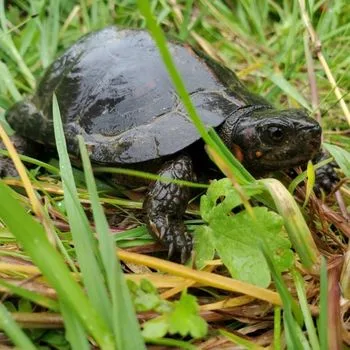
[195,179,294,287]
[168,292,207,339]
[128,279,171,313]
[200,178,262,222]
[142,316,169,339]
[141,291,207,340]
[193,225,216,269]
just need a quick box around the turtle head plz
[219,106,322,175]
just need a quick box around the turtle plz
[3,27,325,261]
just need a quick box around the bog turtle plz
[4,27,324,261]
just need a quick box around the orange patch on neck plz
[232,144,244,162]
[255,150,263,158]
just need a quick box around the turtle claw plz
[161,221,192,262]
[167,242,175,259]
[167,229,192,263]
[180,243,192,264]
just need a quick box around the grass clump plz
[0,0,349,349]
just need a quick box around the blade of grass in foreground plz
[261,243,305,349]
[60,301,90,350]
[136,0,252,186]
[52,95,114,330]
[292,268,320,350]
[0,302,36,349]
[78,135,145,350]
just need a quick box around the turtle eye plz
[265,126,285,144]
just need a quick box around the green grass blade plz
[260,178,319,268]
[52,95,114,331]
[261,244,303,349]
[284,314,310,350]
[0,150,60,174]
[288,157,333,194]
[60,301,90,350]
[267,72,311,111]
[0,182,113,348]
[323,142,350,177]
[0,302,36,350]
[78,136,146,350]
[292,269,320,350]
[319,257,328,350]
[0,61,22,101]
[0,279,59,311]
[274,307,281,350]
[220,329,265,349]
[0,0,35,89]
[136,0,249,186]
[93,166,208,189]
[207,127,254,184]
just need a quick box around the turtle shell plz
[7,27,270,164]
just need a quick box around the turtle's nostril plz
[312,123,322,137]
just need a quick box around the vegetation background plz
[0,0,349,349]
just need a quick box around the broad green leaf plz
[141,291,207,340]
[200,178,262,222]
[128,279,171,314]
[167,292,207,339]
[195,182,294,287]
[142,316,169,339]
[193,225,216,269]
[214,227,270,287]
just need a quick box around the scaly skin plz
[143,155,195,262]
[0,135,40,177]
[313,150,339,194]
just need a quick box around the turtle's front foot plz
[313,150,339,194]
[143,155,195,263]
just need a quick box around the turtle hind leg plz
[6,100,53,145]
[1,100,51,177]
[0,134,41,177]
[143,154,195,263]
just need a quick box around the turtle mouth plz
[259,153,318,171]
[256,135,321,171]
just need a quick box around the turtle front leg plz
[313,150,339,193]
[143,155,195,263]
